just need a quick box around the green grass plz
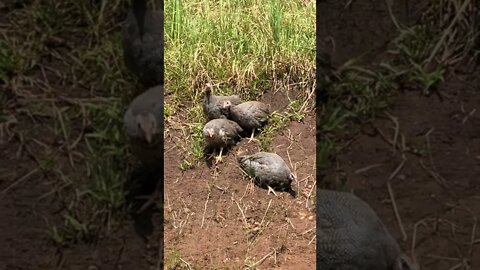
[164,0,315,167]
[165,250,192,269]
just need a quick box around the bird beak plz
[144,131,152,144]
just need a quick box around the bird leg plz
[247,130,255,143]
[267,186,278,197]
[214,147,224,164]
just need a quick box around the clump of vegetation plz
[165,0,315,167]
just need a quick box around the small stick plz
[179,258,193,270]
[234,199,248,227]
[200,192,210,229]
[354,163,384,174]
[387,158,408,241]
[308,234,316,245]
[245,249,276,269]
[411,219,428,265]
[385,0,401,30]
[259,199,272,228]
[468,217,477,258]
[1,167,40,196]
[286,218,295,229]
[385,111,400,154]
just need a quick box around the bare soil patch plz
[164,90,316,269]
[319,1,480,269]
[337,70,480,269]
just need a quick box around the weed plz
[165,250,192,269]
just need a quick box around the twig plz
[385,111,400,154]
[201,192,210,229]
[259,199,272,228]
[354,163,384,174]
[308,234,316,245]
[411,219,428,266]
[387,158,408,241]
[179,258,193,270]
[245,249,276,269]
[234,198,248,227]
[468,217,477,259]
[385,0,401,30]
[0,167,40,196]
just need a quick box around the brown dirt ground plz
[319,1,480,269]
[339,69,480,269]
[164,89,316,269]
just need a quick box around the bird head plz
[136,113,157,144]
[222,100,232,108]
[203,88,212,104]
[205,127,215,139]
[288,173,296,182]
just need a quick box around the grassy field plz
[164,0,315,169]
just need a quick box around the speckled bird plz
[203,118,243,163]
[202,88,242,120]
[229,101,269,141]
[238,151,295,195]
[316,189,419,270]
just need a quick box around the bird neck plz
[133,0,147,38]
[206,91,212,103]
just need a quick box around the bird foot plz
[247,131,257,143]
[267,186,278,196]
[214,148,224,164]
[214,155,223,164]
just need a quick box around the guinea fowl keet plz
[202,88,242,120]
[203,118,243,163]
[229,101,269,142]
[122,0,164,88]
[238,151,295,196]
[123,85,163,212]
[124,84,163,168]
[316,189,418,270]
